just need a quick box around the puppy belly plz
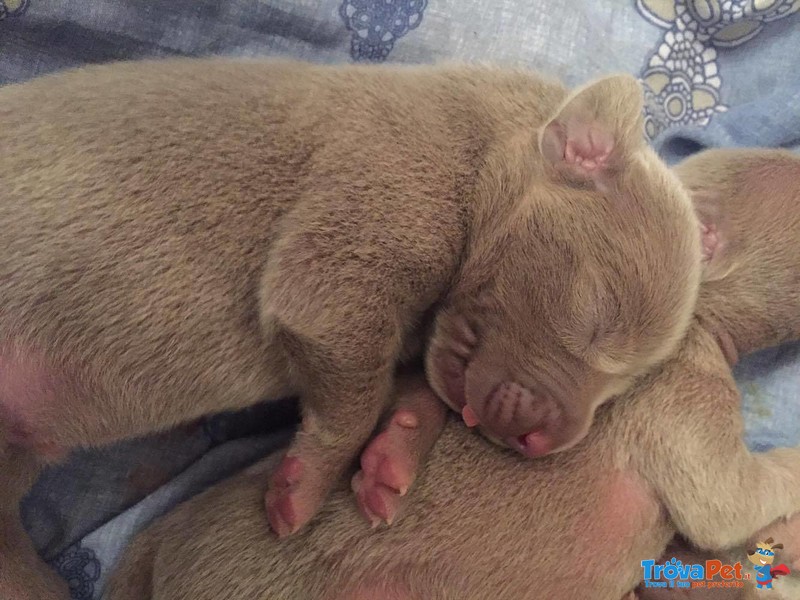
[0,349,73,459]
[567,469,668,593]
[586,469,661,548]
[328,470,669,600]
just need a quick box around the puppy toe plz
[352,470,406,527]
[264,454,327,537]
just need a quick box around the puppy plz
[106,148,800,600]
[0,58,700,597]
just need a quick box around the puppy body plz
[0,58,700,595]
[107,149,800,600]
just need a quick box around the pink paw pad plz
[265,455,306,538]
[352,471,395,527]
[352,409,421,526]
[266,492,298,537]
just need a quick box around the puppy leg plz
[352,373,447,526]
[641,375,800,550]
[259,219,428,537]
[0,447,69,600]
[679,446,800,550]
[265,364,395,537]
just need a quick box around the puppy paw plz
[352,408,425,527]
[348,375,447,528]
[265,454,324,538]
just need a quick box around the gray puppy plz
[0,58,699,599]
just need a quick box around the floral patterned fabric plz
[636,0,800,160]
[2,2,798,598]
[639,0,799,138]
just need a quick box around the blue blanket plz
[2,1,798,598]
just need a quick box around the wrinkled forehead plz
[495,153,699,303]
[502,188,692,297]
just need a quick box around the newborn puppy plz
[106,148,800,600]
[0,59,700,597]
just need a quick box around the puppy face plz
[426,75,701,456]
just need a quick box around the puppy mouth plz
[464,379,563,457]
[760,560,767,565]
[456,380,557,458]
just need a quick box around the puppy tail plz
[105,532,156,600]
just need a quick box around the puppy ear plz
[539,74,645,188]
[692,191,737,283]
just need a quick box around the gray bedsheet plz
[1,1,798,598]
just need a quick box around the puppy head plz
[426,74,701,457]
[673,148,800,357]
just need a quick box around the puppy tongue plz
[462,405,480,428]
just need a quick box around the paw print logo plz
[339,0,428,62]
[636,0,800,139]
[0,0,29,20]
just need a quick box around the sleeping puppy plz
[106,148,800,600]
[0,59,701,598]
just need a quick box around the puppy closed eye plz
[590,293,623,347]
[573,295,639,377]
[576,289,623,353]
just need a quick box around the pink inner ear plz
[565,124,614,172]
[700,222,719,262]
[543,120,616,176]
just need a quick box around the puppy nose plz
[512,430,554,458]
